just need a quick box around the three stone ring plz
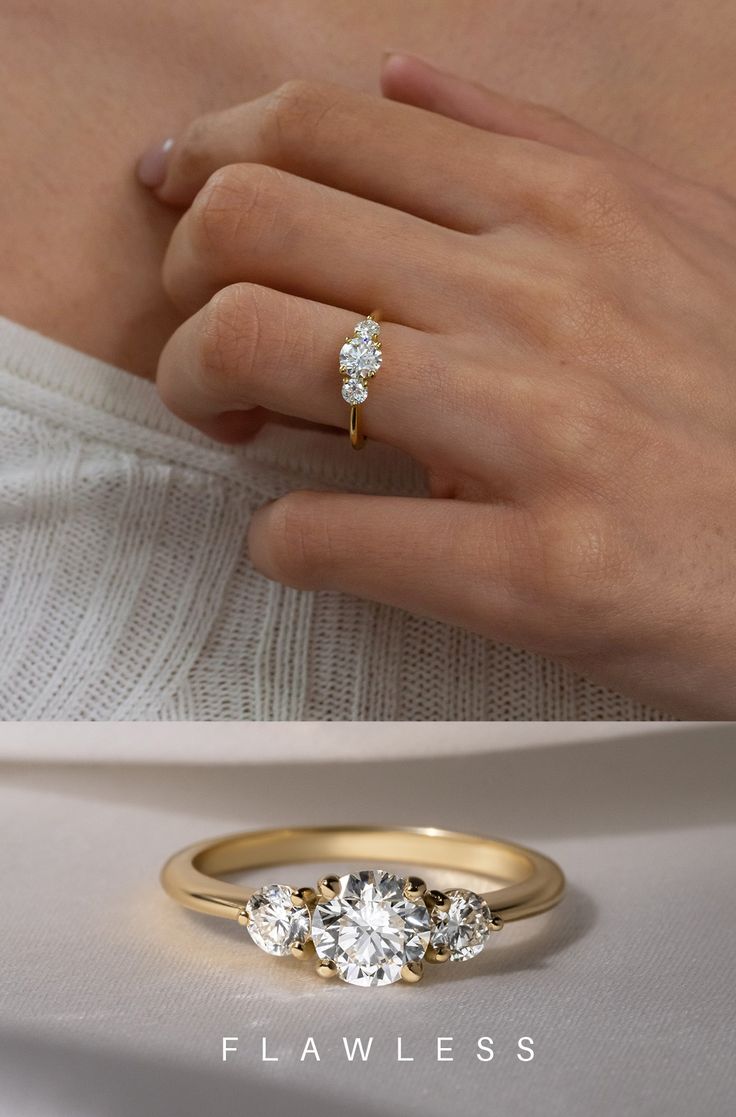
[161,825,565,989]
[339,312,383,449]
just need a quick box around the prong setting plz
[425,889,451,913]
[243,871,497,984]
[291,886,316,908]
[290,941,315,961]
[425,943,451,964]
[401,961,424,984]
[403,876,427,902]
[317,875,341,901]
[339,316,382,410]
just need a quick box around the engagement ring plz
[161,825,565,988]
[339,313,382,449]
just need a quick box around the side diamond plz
[245,884,310,957]
[342,379,368,405]
[354,317,380,338]
[429,889,493,961]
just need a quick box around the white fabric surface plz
[1,722,733,1117]
[0,315,664,721]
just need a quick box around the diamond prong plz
[425,889,451,913]
[489,913,504,932]
[425,944,451,964]
[237,908,250,928]
[318,875,341,901]
[291,886,316,908]
[290,941,315,961]
[401,961,424,984]
[316,958,339,979]
[403,876,427,902]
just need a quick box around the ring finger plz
[155,282,531,485]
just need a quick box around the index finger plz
[151,79,567,233]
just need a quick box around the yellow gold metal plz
[317,875,341,901]
[403,876,427,902]
[489,913,504,932]
[345,308,382,452]
[425,944,451,965]
[237,908,250,928]
[425,889,451,913]
[349,404,364,450]
[316,959,339,979]
[290,941,315,961]
[401,961,424,984]
[161,825,565,924]
[291,886,316,908]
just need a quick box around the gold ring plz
[160,825,565,988]
[339,311,383,450]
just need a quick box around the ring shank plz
[161,826,564,924]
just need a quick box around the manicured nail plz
[382,48,439,69]
[136,137,174,188]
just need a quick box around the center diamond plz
[339,337,382,379]
[311,869,430,987]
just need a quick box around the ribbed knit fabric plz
[0,316,665,720]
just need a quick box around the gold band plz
[349,403,363,450]
[161,825,564,924]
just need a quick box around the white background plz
[0,722,734,1116]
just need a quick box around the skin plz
[2,4,736,715]
[150,56,736,717]
[2,1,736,376]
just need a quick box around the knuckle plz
[190,162,288,256]
[573,160,640,235]
[539,156,640,241]
[189,164,254,252]
[259,78,341,155]
[197,283,263,398]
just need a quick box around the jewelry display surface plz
[0,723,732,1117]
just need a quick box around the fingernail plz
[382,48,439,69]
[136,137,174,188]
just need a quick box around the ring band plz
[160,825,565,989]
[339,311,383,450]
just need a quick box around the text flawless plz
[222,1037,535,1062]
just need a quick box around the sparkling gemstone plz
[311,869,431,987]
[339,337,382,378]
[341,379,368,405]
[429,889,493,961]
[245,884,310,957]
[354,317,380,338]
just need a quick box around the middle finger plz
[162,162,471,328]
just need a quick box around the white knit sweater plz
[0,316,662,720]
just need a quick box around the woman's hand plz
[143,53,736,717]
